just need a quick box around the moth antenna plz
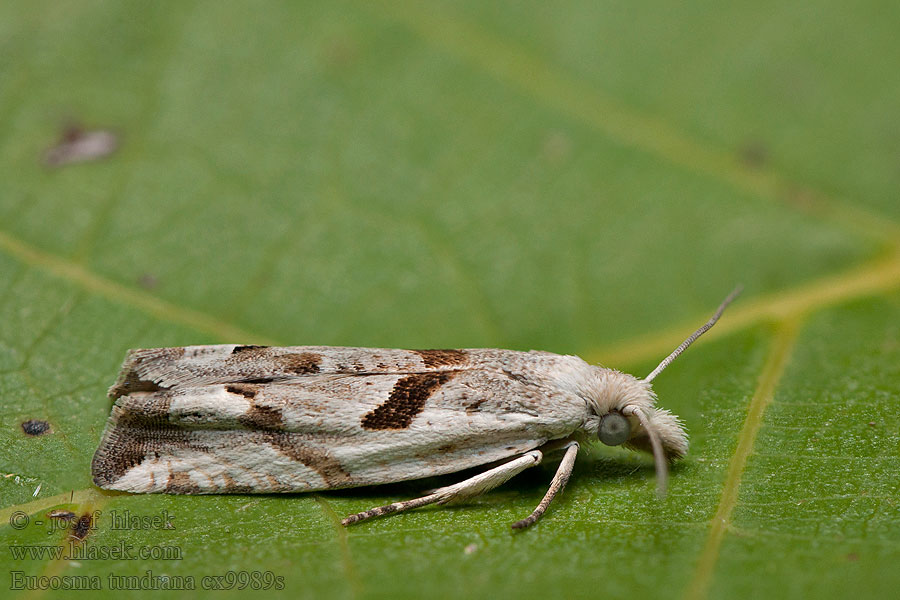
[643,285,742,383]
[635,411,668,497]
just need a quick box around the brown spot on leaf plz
[542,130,572,164]
[70,513,94,541]
[137,273,159,289]
[361,373,453,430]
[739,140,768,168]
[21,419,51,436]
[413,349,468,368]
[166,471,201,493]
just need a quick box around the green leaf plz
[1,1,898,599]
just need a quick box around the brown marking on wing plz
[361,372,453,430]
[276,352,321,374]
[465,398,486,415]
[231,345,270,354]
[166,471,201,493]
[110,371,166,397]
[91,395,211,487]
[231,348,321,375]
[258,433,350,486]
[226,384,258,399]
[221,473,256,493]
[241,377,277,384]
[238,403,283,430]
[412,349,468,368]
[502,369,531,384]
[109,348,185,398]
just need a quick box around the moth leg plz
[341,450,543,526]
[511,441,579,530]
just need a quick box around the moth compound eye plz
[598,412,631,446]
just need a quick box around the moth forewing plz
[92,349,587,496]
[92,287,739,529]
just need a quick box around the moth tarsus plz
[92,288,741,529]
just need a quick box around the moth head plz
[587,372,687,496]
[593,286,742,496]
[597,405,687,459]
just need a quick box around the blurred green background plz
[1,1,898,598]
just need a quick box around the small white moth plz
[92,288,740,529]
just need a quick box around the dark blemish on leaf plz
[412,349,468,368]
[238,403,283,431]
[21,419,51,436]
[166,471,201,494]
[323,36,360,68]
[48,510,76,521]
[739,140,768,168]
[542,130,572,164]
[277,352,321,374]
[361,373,453,429]
[44,125,118,168]
[137,273,159,289]
[70,513,94,541]
[846,552,859,561]
[231,345,270,354]
[226,384,258,399]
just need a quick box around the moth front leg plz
[341,450,543,526]
[511,440,579,530]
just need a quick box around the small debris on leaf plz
[48,510,77,521]
[21,419,51,436]
[44,125,118,167]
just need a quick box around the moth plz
[92,288,740,529]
